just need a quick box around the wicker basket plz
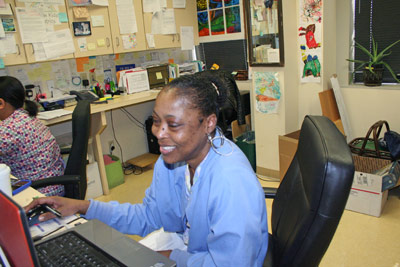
[348,120,392,160]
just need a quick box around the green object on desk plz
[104,155,124,189]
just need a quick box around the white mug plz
[0,164,12,197]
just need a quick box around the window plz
[352,0,400,84]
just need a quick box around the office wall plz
[254,0,400,177]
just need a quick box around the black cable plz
[120,108,147,133]
[110,109,125,166]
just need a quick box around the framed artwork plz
[72,21,91,36]
[197,0,241,38]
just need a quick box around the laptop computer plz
[0,190,176,267]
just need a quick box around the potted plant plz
[347,37,400,86]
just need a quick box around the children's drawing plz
[298,24,320,49]
[254,72,281,114]
[301,0,322,23]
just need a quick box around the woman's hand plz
[158,250,172,258]
[24,196,90,222]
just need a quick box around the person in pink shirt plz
[0,76,64,196]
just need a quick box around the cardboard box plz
[278,130,300,181]
[345,155,391,217]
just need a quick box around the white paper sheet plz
[151,11,162,34]
[91,15,104,27]
[160,9,176,34]
[151,9,176,35]
[37,109,73,120]
[33,43,48,61]
[0,33,17,55]
[122,33,137,49]
[116,0,137,34]
[173,0,185,8]
[42,28,75,59]
[143,0,161,13]
[19,0,64,4]
[180,26,193,50]
[15,7,48,43]
[77,37,87,51]
[92,0,108,6]
[0,20,5,37]
[0,3,12,15]
[146,33,155,48]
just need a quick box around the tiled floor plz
[95,168,400,266]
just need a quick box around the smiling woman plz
[24,73,269,267]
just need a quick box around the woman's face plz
[152,89,216,169]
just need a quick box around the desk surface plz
[42,90,159,126]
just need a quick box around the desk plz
[41,90,160,195]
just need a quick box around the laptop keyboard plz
[35,231,126,267]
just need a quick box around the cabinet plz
[108,0,147,53]
[16,0,74,63]
[1,0,28,65]
[65,3,114,57]
[143,0,199,49]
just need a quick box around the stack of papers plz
[37,109,73,120]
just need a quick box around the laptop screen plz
[0,190,39,267]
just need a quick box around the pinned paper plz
[91,15,104,27]
[2,18,15,32]
[122,34,137,49]
[156,72,162,80]
[77,37,87,51]
[58,12,68,22]
[76,57,89,72]
[97,38,105,47]
[0,4,12,15]
[180,26,194,50]
[73,6,89,18]
[146,33,155,48]
[87,42,96,50]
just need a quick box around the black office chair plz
[32,100,91,200]
[263,115,355,266]
[195,70,246,140]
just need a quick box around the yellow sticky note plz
[156,72,163,80]
[88,43,96,50]
[97,39,105,47]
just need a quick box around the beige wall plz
[253,0,400,176]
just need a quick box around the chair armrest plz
[263,187,278,199]
[60,147,71,154]
[31,175,81,188]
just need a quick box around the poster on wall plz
[298,0,322,83]
[254,72,281,114]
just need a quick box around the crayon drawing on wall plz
[298,0,322,83]
[254,71,281,114]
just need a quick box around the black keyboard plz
[35,231,126,267]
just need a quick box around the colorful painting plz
[210,9,224,35]
[198,11,210,36]
[254,72,281,114]
[224,0,239,6]
[197,0,208,11]
[2,18,16,32]
[301,0,322,23]
[225,6,241,33]
[209,0,222,9]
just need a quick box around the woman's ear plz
[0,98,5,110]
[205,113,217,133]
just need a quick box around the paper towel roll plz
[0,164,12,197]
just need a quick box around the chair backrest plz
[64,100,91,199]
[269,115,354,266]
